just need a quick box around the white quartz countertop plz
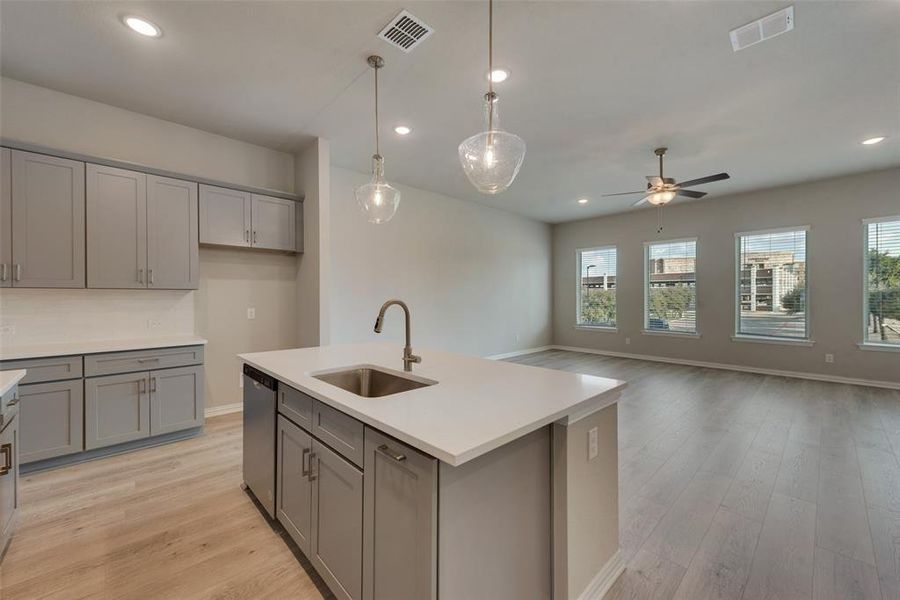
[0,370,26,396]
[240,343,626,466]
[0,335,208,361]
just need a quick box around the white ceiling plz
[1,1,898,223]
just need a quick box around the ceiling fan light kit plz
[458,0,526,195]
[355,55,401,224]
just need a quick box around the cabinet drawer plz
[84,346,204,377]
[1,355,83,384]
[278,384,313,432]
[312,401,364,469]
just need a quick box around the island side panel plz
[437,426,552,600]
[552,402,621,600]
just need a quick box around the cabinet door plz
[199,185,251,247]
[0,413,18,553]
[363,428,437,600]
[277,415,313,554]
[0,148,11,288]
[147,175,199,289]
[251,194,295,251]
[10,150,85,288]
[18,380,84,463]
[149,365,203,435]
[86,164,147,289]
[311,439,363,600]
[85,372,150,450]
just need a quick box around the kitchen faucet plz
[373,299,421,372]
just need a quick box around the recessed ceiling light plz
[487,69,510,83]
[123,16,161,38]
[862,136,886,145]
[578,198,589,205]
[394,125,411,136]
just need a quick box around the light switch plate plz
[588,427,599,460]
[825,353,834,363]
[247,308,256,320]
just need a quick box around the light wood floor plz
[2,349,899,599]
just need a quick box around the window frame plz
[733,225,811,344]
[642,237,700,338]
[860,215,900,351]
[575,245,618,331]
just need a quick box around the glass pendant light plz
[458,0,525,194]
[356,55,400,224]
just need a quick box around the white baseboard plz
[204,402,243,418]
[577,550,625,600]
[485,345,554,360]
[552,345,900,390]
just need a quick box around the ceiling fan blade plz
[632,196,651,207]
[677,173,730,188]
[675,189,707,199]
[602,190,646,197]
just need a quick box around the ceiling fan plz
[603,147,730,207]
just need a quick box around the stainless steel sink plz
[312,366,435,398]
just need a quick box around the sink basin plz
[312,366,435,398]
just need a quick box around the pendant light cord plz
[374,63,380,156]
[487,0,494,131]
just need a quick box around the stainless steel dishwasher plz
[242,364,277,518]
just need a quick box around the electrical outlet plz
[625,337,631,345]
[588,427,599,460]
[147,319,160,329]
[825,353,834,364]
[247,307,256,320]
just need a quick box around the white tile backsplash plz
[0,289,195,347]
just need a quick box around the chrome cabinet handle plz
[139,378,145,394]
[301,447,310,477]
[149,269,154,285]
[252,231,257,244]
[6,397,19,407]
[245,229,250,243]
[150,376,157,393]
[138,268,144,284]
[0,443,11,477]
[14,264,21,281]
[0,264,6,281]
[378,444,407,462]
[137,357,160,363]
[309,452,318,481]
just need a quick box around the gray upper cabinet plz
[277,415,313,555]
[19,379,84,464]
[199,184,251,247]
[85,372,150,450]
[311,439,363,600]
[10,150,85,288]
[251,194,296,251]
[147,175,199,289]
[0,148,10,288]
[149,365,203,435]
[85,166,198,290]
[363,427,437,600]
[86,164,147,289]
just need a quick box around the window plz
[864,217,900,346]
[736,228,808,339]
[577,246,617,328]
[644,239,697,334]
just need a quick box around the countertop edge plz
[240,354,626,467]
[1,337,209,361]
[0,370,26,396]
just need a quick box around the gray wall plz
[329,167,553,357]
[553,167,900,384]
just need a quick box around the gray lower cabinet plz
[10,150,86,288]
[276,415,313,554]
[363,428,437,600]
[150,365,203,435]
[311,438,363,600]
[19,379,84,463]
[85,372,150,450]
[0,407,19,558]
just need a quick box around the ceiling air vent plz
[730,6,794,52]
[378,10,433,53]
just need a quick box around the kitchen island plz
[240,342,625,600]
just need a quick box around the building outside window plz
[644,239,697,334]
[865,217,900,346]
[736,228,808,339]
[577,246,617,328]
